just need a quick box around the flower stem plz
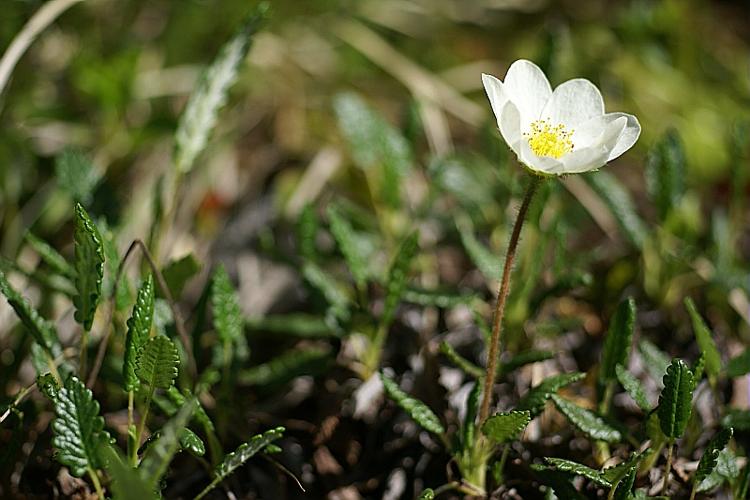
[87,467,104,500]
[478,176,541,425]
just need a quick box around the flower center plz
[524,119,574,159]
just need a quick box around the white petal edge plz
[482,73,508,128]
[502,60,552,128]
[541,78,605,130]
[498,100,522,156]
[519,140,564,175]
[562,116,627,173]
[606,112,640,161]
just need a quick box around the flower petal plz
[503,60,552,127]
[562,116,627,173]
[542,78,604,129]
[498,100,522,156]
[482,73,508,126]
[605,112,640,161]
[519,140,564,175]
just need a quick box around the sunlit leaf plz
[123,275,155,392]
[550,394,621,443]
[657,359,695,439]
[73,203,105,331]
[616,364,652,412]
[517,372,585,417]
[380,372,445,436]
[136,335,179,391]
[481,410,531,444]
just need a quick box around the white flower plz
[482,60,641,175]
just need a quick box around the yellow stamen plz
[524,119,574,159]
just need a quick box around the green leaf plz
[380,372,445,436]
[327,204,368,288]
[0,270,60,355]
[174,5,267,173]
[382,232,419,327]
[197,427,285,499]
[517,372,585,417]
[657,359,695,439]
[55,148,100,205]
[179,428,206,457]
[599,297,636,385]
[461,381,481,449]
[302,262,351,321]
[161,254,201,299]
[100,445,156,500]
[417,489,435,500]
[697,448,740,492]
[238,347,331,386]
[297,204,319,261]
[544,457,611,487]
[695,428,733,484]
[333,92,412,207]
[550,394,622,443]
[123,275,155,392]
[585,170,648,248]
[136,336,179,391]
[211,264,244,347]
[24,233,75,279]
[73,203,105,331]
[645,129,685,221]
[727,349,750,378]
[499,350,555,377]
[37,372,60,401]
[456,217,501,282]
[722,409,750,430]
[639,339,671,386]
[481,410,531,444]
[602,449,646,484]
[51,376,111,477]
[138,399,197,488]
[613,466,637,500]
[693,353,706,382]
[684,298,722,377]
[246,314,335,339]
[616,364,652,412]
[439,341,483,378]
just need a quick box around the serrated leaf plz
[138,399,197,488]
[550,394,622,443]
[174,5,267,173]
[382,232,419,327]
[100,445,156,500]
[24,233,75,279]
[727,349,750,378]
[657,359,695,439]
[179,428,206,457]
[693,353,706,382]
[333,92,412,207]
[456,217,501,282]
[211,264,243,347]
[439,341,483,378]
[51,376,111,477]
[698,448,740,492]
[196,427,284,499]
[684,298,722,377]
[602,450,646,484]
[600,297,636,385]
[161,254,201,299]
[37,372,60,401]
[481,410,531,444]
[0,270,60,355]
[499,350,555,377]
[585,170,648,248]
[136,336,179,391]
[639,339,670,386]
[55,148,100,205]
[73,203,105,331]
[695,428,733,484]
[380,372,445,435]
[645,129,685,221]
[123,275,155,392]
[544,457,611,487]
[517,372,585,417]
[327,204,368,288]
[616,364,652,412]
[238,347,331,386]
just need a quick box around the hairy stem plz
[478,176,541,424]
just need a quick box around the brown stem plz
[478,176,541,425]
[86,239,196,388]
